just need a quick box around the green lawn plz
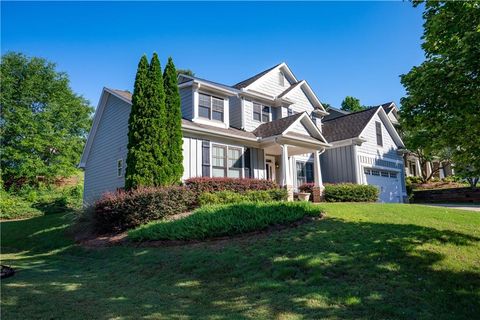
[1,203,480,319]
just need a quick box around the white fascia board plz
[329,137,367,148]
[243,62,298,90]
[181,124,258,143]
[282,112,329,144]
[79,88,113,168]
[239,88,276,103]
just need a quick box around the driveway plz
[420,203,480,212]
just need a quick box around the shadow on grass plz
[1,214,480,319]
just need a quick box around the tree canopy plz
[400,1,480,185]
[176,69,195,77]
[0,52,93,189]
[340,96,365,112]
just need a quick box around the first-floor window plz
[296,161,314,186]
[212,144,242,178]
[117,159,123,177]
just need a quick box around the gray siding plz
[84,95,130,205]
[180,87,193,120]
[321,145,357,183]
[229,96,242,129]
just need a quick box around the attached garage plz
[364,168,402,203]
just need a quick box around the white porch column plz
[313,150,323,188]
[312,150,325,202]
[281,144,294,201]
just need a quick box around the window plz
[212,144,242,178]
[364,168,371,175]
[117,159,123,177]
[199,93,224,121]
[409,161,416,176]
[381,171,389,177]
[296,161,314,187]
[389,172,398,179]
[279,71,285,86]
[253,103,261,121]
[253,102,270,122]
[262,106,270,122]
[371,170,380,176]
[375,121,383,146]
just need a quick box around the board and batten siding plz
[321,145,357,183]
[180,86,193,120]
[181,137,204,180]
[249,147,266,179]
[229,96,242,129]
[83,95,130,205]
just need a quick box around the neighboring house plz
[321,106,408,203]
[79,63,408,205]
[80,63,331,204]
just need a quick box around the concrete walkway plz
[420,203,480,212]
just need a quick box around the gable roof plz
[233,63,282,89]
[110,89,132,102]
[322,107,378,142]
[253,113,303,138]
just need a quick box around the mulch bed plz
[78,214,325,249]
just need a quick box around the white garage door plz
[364,168,402,203]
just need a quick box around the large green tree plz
[163,57,184,184]
[125,55,157,189]
[0,52,93,188]
[340,96,365,112]
[401,1,480,185]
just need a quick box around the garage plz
[364,168,402,203]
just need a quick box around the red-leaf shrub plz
[94,186,196,232]
[185,177,278,194]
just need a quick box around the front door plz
[265,156,276,182]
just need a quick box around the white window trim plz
[117,159,123,177]
[210,143,245,179]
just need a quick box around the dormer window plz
[279,71,285,86]
[199,93,224,122]
[253,102,271,123]
[287,107,294,116]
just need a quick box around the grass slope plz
[1,203,480,319]
[129,201,323,241]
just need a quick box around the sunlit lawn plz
[1,203,479,319]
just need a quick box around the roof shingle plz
[252,113,303,138]
[322,107,379,142]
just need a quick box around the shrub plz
[198,189,288,206]
[94,186,196,232]
[324,183,378,202]
[185,177,278,194]
[298,183,315,194]
[129,201,323,241]
[406,176,423,185]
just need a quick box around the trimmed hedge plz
[129,201,323,241]
[94,186,196,232]
[324,183,378,202]
[199,189,288,206]
[185,177,278,194]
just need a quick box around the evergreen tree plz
[147,53,169,186]
[163,57,184,184]
[125,55,156,189]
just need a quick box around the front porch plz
[261,137,326,202]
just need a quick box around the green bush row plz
[129,201,323,241]
[198,189,288,206]
[324,183,378,202]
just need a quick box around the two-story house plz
[80,63,407,204]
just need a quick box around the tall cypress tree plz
[125,55,154,189]
[163,57,184,184]
[147,53,169,186]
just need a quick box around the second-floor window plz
[253,102,270,122]
[199,93,224,121]
[375,121,383,146]
[287,107,294,116]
